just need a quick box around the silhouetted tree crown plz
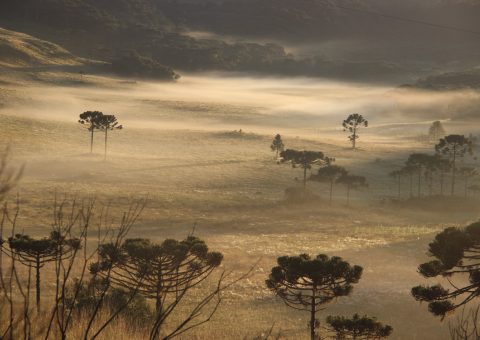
[270,134,285,159]
[326,314,393,339]
[6,232,81,308]
[342,113,368,149]
[78,111,103,153]
[91,236,222,306]
[280,149,331,189]
[412,221,480,317]
[96,114,123,160]
[266,253,362,340]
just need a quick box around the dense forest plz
[3,0,479,83]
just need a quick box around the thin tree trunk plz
[440,172,444,196]
[429,174,433,196]
[352,126,357,149]
[465,177,468,198]
[104,129,108,161]
[451,147,457,196]
[347,185,351,206]
[409,174,413,198]
[329,180,334,205]
[303,167,307,190]
[417,169,422,197]
[310,286,317,340]
[397,176,401,199]
[90,128,94,153]
[36,256,41,310]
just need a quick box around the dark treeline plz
[273,114,369,205]
[0,0,411,82]
[389,133,478,199]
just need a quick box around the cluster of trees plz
[78,111,122,160]
[0,153,392,339]
[111,52,180,80]
[0,198,250,339]
[0,202,393,340]
[389,134,477,198]
[270,114,369,205]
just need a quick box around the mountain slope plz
[0,27,86,68]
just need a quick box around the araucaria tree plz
[310,165,347,205]
[435,134,472,196]
[280,149,330,190]
[4,231,80,309]
[411,222,480,317]
[270,134,285,159]
[96,114,123,160]
[336,174,368,206]
[78,111,103,153]
[342,114,368,149]
[326,314,393,339]
[266,254,363,340]
[91,236,224,339]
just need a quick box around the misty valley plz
[1,1,480,340]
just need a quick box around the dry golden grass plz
[1,65,479,339]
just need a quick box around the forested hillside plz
[1,0,479,83]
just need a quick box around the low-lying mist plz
[2,73,480,137]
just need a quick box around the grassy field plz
[1,62,480,339]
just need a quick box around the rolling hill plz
[0,27,86,68]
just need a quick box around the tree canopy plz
[342,114,368,149]
[326,313,393,340]
[280,149,330,189]
[412,222,480,317]
[266,253,362,340]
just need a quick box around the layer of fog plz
[2,73,480,139]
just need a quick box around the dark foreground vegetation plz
[0,108,479,339]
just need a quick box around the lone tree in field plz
[428,121,446,143]
[412,222,480,318]
[336,174,368,206]
[310,165,347,205]
[78,111,103,153]
[91,236,224,339]
[326,314,393,339]
[435,135,473,196]
[96,114,123,160]
[4,232,80,309]
[270,134,285,159]
[280,149,331,190]
[266,254,363,340]
[342,114,368,149]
